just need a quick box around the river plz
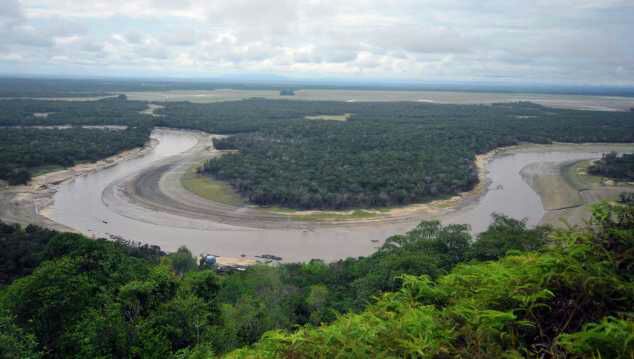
[45,129,633,262]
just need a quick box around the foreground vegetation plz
[2,202,633,358]
[232,203,634,358]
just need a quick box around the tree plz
[469,214,550,261]
[0,309,40,359]
[1,257,100,353]
[588,152,634,181]
[139,293,211,352]
[7,169,31,185]
[169,246,197,276]
[305,284,329,325]
[381,221,472,268]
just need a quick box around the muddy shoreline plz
[98,137,634,232]
[3,127,633,261]
[0,133,160,230]
[100,135,494,230]
[6,131,632,232]
[523,152,634,228]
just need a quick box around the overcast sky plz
[0,0,633,85]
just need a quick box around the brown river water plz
[45,129,632,262]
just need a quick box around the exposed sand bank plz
[6,130,632,234]
[520,161,584,210]
[110,139,634,232]
[518,150,634,228]
[5,124,633,262]
[0,135,159,231]
[108,138,495,230]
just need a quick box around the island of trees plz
[1,203,632,357]
[588,151,634,181]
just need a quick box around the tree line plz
[0,126,151,185]
[0,96,149,126]
[589,151,634,181]
[0,96,157,185]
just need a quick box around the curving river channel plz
[45,129,633,262]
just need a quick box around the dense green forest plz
[1,203,632,358]
[198,100,634,209]
[1,96,633,209]
[0,126,151,185]
[0,96,148,126]
[589,151,634,181]
[0,96,152,185]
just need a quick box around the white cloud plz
[0,0,631,84]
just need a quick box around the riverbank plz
[263,151,493,222]
[6,128,632,234]
[8,125,634,262]
[113,137,496,229]
[516,146,634,228]
[0,133,159,230]
[520,161,585,210]
[115,139,633,231]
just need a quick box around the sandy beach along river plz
[4,128,632,262]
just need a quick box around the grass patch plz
[265,206,385,221]
[562,160,604,190]
[181,165,244,206]
[265,206,297,214]
[304,113,351,122]
[291,210,382,222]
[180,169,394,221]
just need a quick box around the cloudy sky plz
[0,0,633,85]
